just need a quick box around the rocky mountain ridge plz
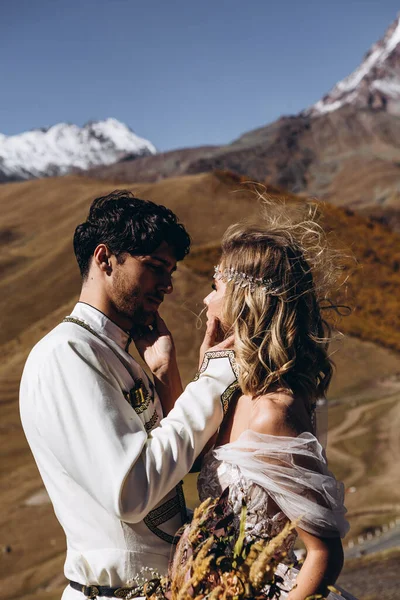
[306,14,400,116]
[2,16,400,216]
[0,118,156,182]
[85,15,400,215]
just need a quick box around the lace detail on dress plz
[169,437,355,600]
[198,451,297,560]
[175,434,355,600]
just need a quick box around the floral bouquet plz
[139,488,296,600]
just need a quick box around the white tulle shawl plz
[213,430,349,539]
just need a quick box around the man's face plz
[108,241,177,327]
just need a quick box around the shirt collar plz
[71,302,131,351]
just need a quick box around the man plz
[20,190,237,599]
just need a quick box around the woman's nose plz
[203,292,212,306]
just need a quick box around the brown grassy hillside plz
[84,106,400,217]
[185,190,400,353]
[2,170,399,351]
[0,171,254,347]
[0,171,399,600]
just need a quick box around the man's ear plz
[93,244,113,274]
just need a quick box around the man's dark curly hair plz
[73,190,191,279]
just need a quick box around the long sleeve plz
[24,338,237,524]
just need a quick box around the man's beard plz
[111,272,155,327]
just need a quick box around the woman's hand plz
[132,313,176,377]
[199,316,235,368]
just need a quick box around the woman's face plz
[203,270,227,322]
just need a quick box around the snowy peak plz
[307,14,400,116]
[0,118,156,182]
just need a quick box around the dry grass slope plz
[338,548,400,600]
[184,180,400,353]
[0,170,399,600]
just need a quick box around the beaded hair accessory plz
[214,265,282,295]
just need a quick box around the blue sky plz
[1,0,399,150]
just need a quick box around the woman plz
[172,208,357,600]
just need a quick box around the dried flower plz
[144,491,295,600]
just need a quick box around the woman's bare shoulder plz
[250,394,300,437]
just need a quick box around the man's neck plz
[78,289,133,332]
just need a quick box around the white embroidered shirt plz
[20,302,237,598]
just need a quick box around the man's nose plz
[164,281,173,294]
[158,274,173,295]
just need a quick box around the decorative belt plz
[69,580,146,598]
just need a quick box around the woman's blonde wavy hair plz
[220,197,344,409]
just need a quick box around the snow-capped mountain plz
[0,118,156,182]
[307,14,400,116]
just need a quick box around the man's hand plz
[132,314,183,416]
[132,313,176,377]
[199,316,235,368]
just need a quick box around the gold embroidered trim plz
[144,409,159,433]
[123,378,152,414]
[192,350,239,415]
[193,349,239,381]
[221,381,240,415]
[146,496,181,526]
[144,482,187,545]
[62,318,154,417]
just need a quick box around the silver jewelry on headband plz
[214,265,282,295]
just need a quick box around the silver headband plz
[214,265,282,295]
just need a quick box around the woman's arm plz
[250,403,345,599]
[288,528,344,600]
[191,316,236,469]
[190,431,218,472]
